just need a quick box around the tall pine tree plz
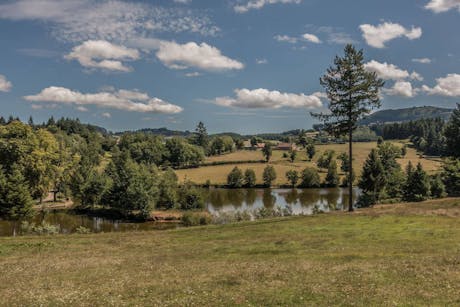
[312,44,384,211]
[444,103,460,158]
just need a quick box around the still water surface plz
[0,188,359,236]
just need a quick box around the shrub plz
[300,167,320,188]
[285,170,299,187]
[178,183,205,210]
[227,166,244,188]
[262,165,277,187]
[182,212,211,226]
[75,226,91,234]
[244,169,256,187]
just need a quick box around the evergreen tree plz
[244,169,256,187]
[325,159,339,187]
[312,44,384,211]
[430,174,446,199]
[444,103,460,158]
[441,159,460,196]
[227,167,244,188]
[300,167,321,188]
[262,165,276,187]
[194,121,209,149]
[0,165,35,220]
[285,170,299,187]
[358,149,385,204]
[404,162,430,202]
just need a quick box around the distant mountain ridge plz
[360,106,453,125]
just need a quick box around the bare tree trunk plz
[348,128,354,212]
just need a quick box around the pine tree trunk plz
[348,127,354,212]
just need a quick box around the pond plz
[206,187,360,215]
[0,188,360,236]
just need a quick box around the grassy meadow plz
[1,198,459,306]
[175,141,442,185]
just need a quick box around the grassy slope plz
[176,141,442,185]
[1,199,459,306]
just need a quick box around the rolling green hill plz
[360,106,453,125]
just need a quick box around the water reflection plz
[205,188,360,216]
[0,188,360,236]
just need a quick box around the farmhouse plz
[276,143,297,151]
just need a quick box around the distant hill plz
[128,127,193,137]
[360,106,453,125]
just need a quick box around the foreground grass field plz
[1,199,459,306]
[176,141,442,185]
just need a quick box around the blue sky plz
[0,0,459,133]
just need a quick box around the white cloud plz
[302,33,321,44]
[274,35,298,44]
[359,22,422,48]
[425,0,460,13]
[185,72,201,77]
[234,0,301,13]
[155,41,244,71]
[24,87,183,114]
[383,81,417,98]
[101,112,111,118]
[364,60,422,81]
[174,0,192,3]
[0,74,12,92]
[256,58,268,64]
[412,58,432,64]
[76,106,88,112]
[65,40,140,72]
[214,88,322,109]
[422,73,460,97]
[410,72,424,81]
[0,0,219,43]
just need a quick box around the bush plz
[21,221,60,235]
[244,169,256,187]
[75,226,91,234]
[355,193,376,208]
[227,166,244,188]
[300,167,320,188]
[178,183,205,210]
[181,212,212,226]
[262,166,277,187]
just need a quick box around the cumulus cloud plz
[0,0,219,43]
[364,60,422,81]
[383,81,418,98]
[65,40,140,72]
[359,22,422,48]
[24,86,183,114]
[101,112,111,118]
[425,0,460,13]
[422,74,460,97]
[302,33,321,44]
[234,0,301,13]
[155,41,244,71]
[214,88,323,109]
[274,35,298,44]
[0,74,12,92]
[412,58,432,64]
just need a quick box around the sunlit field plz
[175,141,442,185]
